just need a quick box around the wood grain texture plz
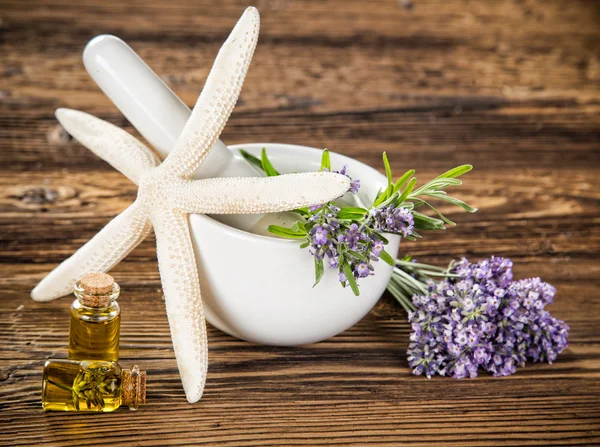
[1,0,599,445]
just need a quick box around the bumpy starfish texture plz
[31,7,350,403]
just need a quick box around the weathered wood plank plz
[1,1,599,171]
[2,105,600,171]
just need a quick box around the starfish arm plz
[56,108,160,185]
[171,172,351,215]
[161,7,259,178]
[151,208,208,403]
[31,201,152,301]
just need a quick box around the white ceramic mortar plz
[191,143,399,345]
[83,36,398,345]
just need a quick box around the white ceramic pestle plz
[82,35,263,231]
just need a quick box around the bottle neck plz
[74,283,120,308]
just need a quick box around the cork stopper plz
[74,273,119,307]
[121,365,147,410]
[81,272,114,294]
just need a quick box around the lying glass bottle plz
[42,359,146,412]
[69,272,120,362]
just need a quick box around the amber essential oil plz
[69,273,121,362]
[42,359,146,412]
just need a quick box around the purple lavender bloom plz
[312,226,329,245]
[349,179,360,194]
[307,204,341,264]
[473,347,491,365]
[372,240,385,256]
[407,257,569,379]
[371,205,414,237]
[355,262,370,278]
[340,223,362,250]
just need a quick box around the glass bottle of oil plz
[69,272,120,362]
[42,359,146,412]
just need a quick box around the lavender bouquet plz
[240,148,476,295]
[392,257,569,378]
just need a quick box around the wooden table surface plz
[1,0,599,445]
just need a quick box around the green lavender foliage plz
[239,148,477,295]
[241,148,476,236]
[371,154,477,239]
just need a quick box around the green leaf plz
[314,258,324,287]
[290,221,306,232]
[267,225,306,239]
[383,152,393,194]
[372,154,396,207]
[342,262,360,296]
[410,198,456,226]
[348,250,369,261]
[395,177,417,206]
[261,147,280,177]
[239,149,264,172]
[337,207,368,220]
[412,211,446,231]
[412,177,462,196]
[434,164,473,180]
[426,192,478,213]
[304,221,316,232]
[392,169,415,195]
[300,241,310,249]
[434,178,463,186]
[379,249,395,266]
[339,206,367,214]
[319,149,331,172]
[372,187,383,206]
[376,233,390,244]
[372,192,386,207]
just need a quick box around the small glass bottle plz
[42,359,146,412]
[69,272,120,362]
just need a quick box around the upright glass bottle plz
[42,359,146,412]
[69,272,120,362]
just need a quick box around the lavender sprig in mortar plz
[240,148,477,295]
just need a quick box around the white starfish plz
[31,7,350,403]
